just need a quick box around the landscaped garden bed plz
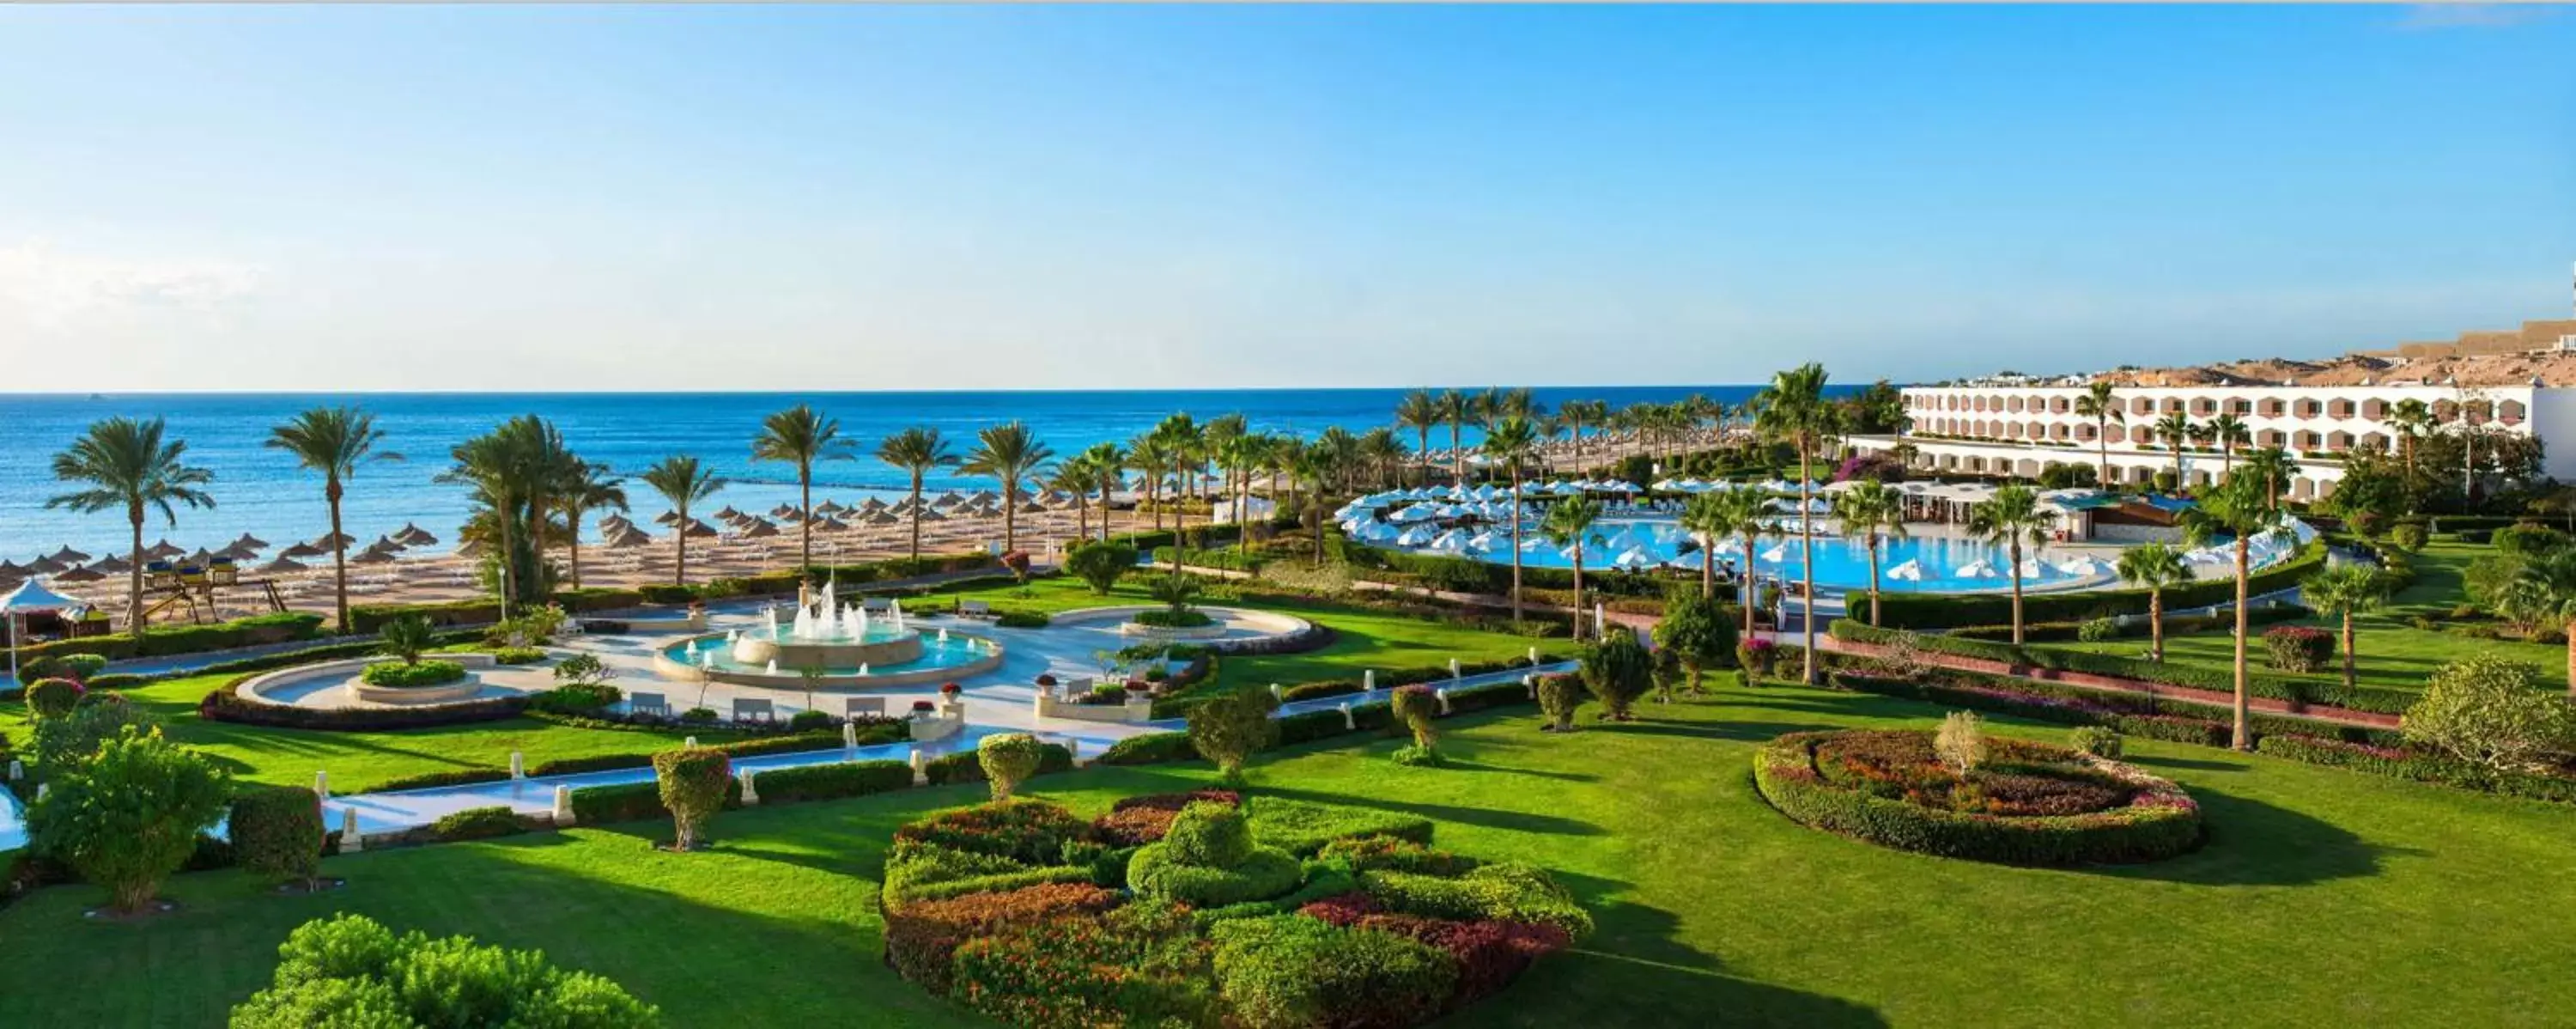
[880,791,1589,1027]
[1753,727,2203,865]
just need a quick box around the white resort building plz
[1846,314,2576,501]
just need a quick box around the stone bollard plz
[1527,646,1538,667]
[339,807,364,854]
[1339,703,1355,731]
[314,770,329,801]
[509,752,525,780]
[739,771,761,806]
[1522,673,1538,699]
[1363,669,1376,693]
[33,782,48,802]
[1269,683,1283,703]
[552,785,576,826]
[5,759,18,782]
[1449,658,1461,682]
[909,749,930,785]
[842,722,859,749]
[684,735,698,749]
[1435,687,1453,715]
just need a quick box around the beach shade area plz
[3,576,82,683]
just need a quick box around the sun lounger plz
[732,698,775,723]
[842,697,885,719]
[629,692,671,717]
[959,599,991,617]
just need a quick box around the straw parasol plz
[350,547,398,565]
[864,510,900,526]
[46,545,91,565]
[714,505,744,521]
[258,556,310,574]
[858,497,889,513]
[308,531,355,551]
[814,500,846,515]
[808,515,850,532]
[229,533,268,552]
[769,503,799,519]
[147,539,186,559]
[915,507,948,522]
[605,525,653,549]
[0,560,26,579]
[91,555,131,574]
[399,527,440,547]
[216,542,263,562]
[369,535,408,552]
[1018,500,1048,514]
[23,556,65,575]
[53,564,106,583]
[682,519,720,539]
[741,520,781,539]
[280,542,325,559]
[653,510,682,527]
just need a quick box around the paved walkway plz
[1814,633,2399,729]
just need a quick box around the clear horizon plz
[3,5,2571,393]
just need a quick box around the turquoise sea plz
[0,387,1815,563]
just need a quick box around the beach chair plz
[732,697,775,723]
[629,692,671,718]
[861,596,892,614]
[959,599,992,618]
[842,697,885,719]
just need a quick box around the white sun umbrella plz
[1396,525,1438,546]
[4,577,88,682]
[1612,546,1658,571]
[1955,560,1997,579]
[2056,556,2107,576]
[1886,559,1923,582]
[1427,530,1469,553]
[1759,544,1789,563]
[2016,558,2047,579]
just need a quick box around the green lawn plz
[0,581,1554,790]
[8,678,2573,1027]
[2039,539,2569,695]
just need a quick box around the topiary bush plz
[1391,685,1439,751]
[1579,627,1653,721]
[976,733,1048,801]
[2261,625,2333,673]
[430,805,527,842]
[1186,690,1275,784]
[2391,521,2429,551]
[2069,726,2123,758]
[1127,801,1303,907]
[1207,915,1457,1029]
[229,785,326,891]
[360,660,467,689]
[652,747,732,850]
[1535,673,1585,732]
[25,677,81,720]
[1062,540,1139,595]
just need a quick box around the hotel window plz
[2192,398,2216,415]
[2501,400,2528,424]
[2231,399,2253,415]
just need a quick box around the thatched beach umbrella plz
[714,505,744,521]
[350,547,398,565]
[23,556,65,575]
[653,510,682,527]
[258,556,309,574]
[229,533,268,552]
[216,542,262,562]
[682,519,720,539]
[769,503,799,519]
[401,527,440,547]
[605,526,653,549]
[280,542,325,560]
[741,520,781,539]
[46,545,91,565]
[308,531,355,551]
[0,560,27,580]
[808,515,850,533]
[370,535,408,552]
[864,510,900,527]
[53,564,106,584]
[91,555,131,574]
[933,491,965,508]
[1018,500,1048,514]
[915,507,948,522]
[858,497,889,513]
[814,500,846,515]
[147,539,186,559]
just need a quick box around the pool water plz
[660,632,996,677]
[1383,516,2100,594]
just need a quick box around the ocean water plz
[0,387,1805,563]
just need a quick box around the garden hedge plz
[1829,618,2418,715]
[1945,603,2314,643]
[1867,542,2327,629]
[1753,730,2204,865]
[9,612,325,665]
[744,759,914,803]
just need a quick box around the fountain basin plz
[731,631,924,671]
[655,630,1004,691]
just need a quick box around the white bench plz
[629,692,671,717]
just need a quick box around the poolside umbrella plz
[683,519,720,539]
[258,556,309,575]
[653,510,682,527]
[229,533,268,552]
[280,542,325,559]
[4,576,88,681]
[46,545,91,565]
[307,531,355,551]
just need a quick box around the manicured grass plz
[9,678,2574,1026]
[2040,539,2570,695]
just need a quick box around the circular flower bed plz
[1133,608,1216,630]
[1753,728,2202,865]
[358,660,468,689]
[882,791,1592,1027]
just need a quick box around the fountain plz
[656,588,1006,690]
[730,587,927,673]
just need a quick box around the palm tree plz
[1560,399,1609,474]
[1127,432,1176,532]
[1394,390,1441,487]
[559,460,628,590]
[2506,547,2576,698]
[963,422,1054,553]
[1540,496,1606,638]
[1047,454,1097,543]
[2111,542,2190,662]
[1079,441,1127,542]
[1438,389,1473,484]
[1965,484,2056,647]
[1481,416,1541,625]
[264,406,398,632]
[2304,564,2391,698]
[440,416,576,611]
[875,427,957,565]
[640,456,725,587]
[2239,446,2298,511]
[1686,490,1771,641]
[46,417,216,633]
[2181,472,2287,749]
[1832,480,1907,627]
[1751,362,1839,685]
[751,404,854,573]
[1361,428,1406,491]
[2203,412,2251,483]
[2072,381,2124,487]
[2152,411,2196,490]
[2388,399,2433,490]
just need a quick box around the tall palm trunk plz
[671,502,687,588]
[2342,608,2359,696]
[799,468,813,572]
[1798,441,1817,685]
[126,504,145,632]
[1416,428,1431,487]
[907,473,925,565]
[1004,483,1019,552]
[2148,589,2165,661]
[1508,462,1524,625]
[2231,537,2251,750]
[1865,533,1883,626]
[1740,529,1758,639]
[2007,538,2025,646]
[326,477,350,632]
[1699,539,1715,600]
[1449,422,1463,484]
[1571,552,1586,641]
[568,511,585,589]
[2097,416,2111,486]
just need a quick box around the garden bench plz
[629,692,671,717]
[843,697,885,718]
[733,698,775,723]
[862,597,893,614]
[959,599,992,617]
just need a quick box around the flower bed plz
[881,791,1587,1027]
[1753,729,2203,866]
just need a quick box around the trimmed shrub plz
[27,727,233,913]
[1097,730,1196,766]
[1188,690,1276,783]
[749,760,912,804]
[947,900,1213,1028]
[2401,653,2576,776]
[229,786,326,889]
[976,733,1048,801]
[894,799,1096,866]
[1358,863,1595,941]
[992,610,1050,629]
[1317,834,1479,876]
[359,660,467,689]
[2262,626,2333,673]
[923,742,1073,786]
[25,678,81,719]
[489,646,548,666]
[1127,839,1303,907]
[2391,521,2429,551]
[2069,726,2124,758]
[1536,673,1585,731]
[653,748,732,850]
[1830,618,2417,715]
[18,653,109,685]
[1063,539,1139,595]
[1872,543,2328,629]
[1208,915,1457,1029]
[1243,796,1434,856]
[430,806,527,842]
[883,881,1122,995]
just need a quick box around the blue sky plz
[1,5,2569,391]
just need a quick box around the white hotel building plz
[1846,380,2576,502]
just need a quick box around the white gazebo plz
[3,577,85,684]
